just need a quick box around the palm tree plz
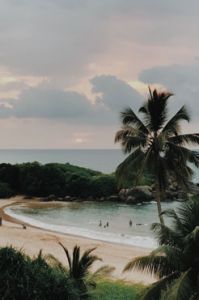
[124,198,199,300]
[56,243,114,299]
[115,87,199,224]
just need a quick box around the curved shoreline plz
[4,198,156,249]
[0,196,155,284]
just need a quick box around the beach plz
[0,196,155,285]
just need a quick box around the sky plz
[0,0,199,149]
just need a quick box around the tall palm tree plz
[123,198,199,300]
[115,87,199,224]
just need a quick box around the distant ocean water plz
[0,149,125,173]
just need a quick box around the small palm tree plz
[115,87,199,224]
[57,243,114,299]
[124,198,199,300]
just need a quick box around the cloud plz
[91,75,143,111]
[0,75,144,126]
[139,64,199,122]
[0,88,94,120]
[0,0,199,82]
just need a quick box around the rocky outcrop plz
[119,186,153,203]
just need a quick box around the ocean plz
[0,149,125,174]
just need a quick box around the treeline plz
[0,162,117,199]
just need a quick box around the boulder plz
[108,195,120,202]
[126,196,136,203]
[64,195,72,201]
[119,186,153,203]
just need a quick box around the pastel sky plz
[0,0,199,148]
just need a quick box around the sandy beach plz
[0,196,155,285]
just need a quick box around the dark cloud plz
[139,64,199,121]
[0,75,144,125]
[0,88,94,120]
[91,75,143,111]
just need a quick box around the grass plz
[91,279,145,300]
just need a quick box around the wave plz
[5,207,157,249]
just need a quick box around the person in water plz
[99,220,102,227]
[106,222,109,227]
[129,220,132,227]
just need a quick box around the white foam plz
[5,207,157,249]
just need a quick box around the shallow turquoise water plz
[7,201,179,249]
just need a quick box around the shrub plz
[0,182,14,198]
[0,247,77,300]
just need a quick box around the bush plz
[90,175,117,197]
[0,182,14,198]
[0,247,77,300]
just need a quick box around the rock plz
[57,197,63,201]
[119,185,153,203]
[127,186,153,202]
[64,196,72,201]
[46,194,56,201]
[126,196,136,203]
[99,197,105,201]
[108,195,120,201]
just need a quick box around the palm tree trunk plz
[155,182,165,225]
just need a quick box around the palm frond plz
[146,88,173,131]
[176,200,199,235]
[44,253,67,273]
[151,245,183,271]
[151,223,182,247]
[162,106,190,135]
[116,148,145,187]
[141,272,179,300]
[169,133,199,146]
[58,242,72,271]
[79,248,101,277]
[115,126,147,153]
[161,209,184,232]
[161,269,193,300]
[92,265,115,279]
[124,254,174,279]
[120,107,149,134]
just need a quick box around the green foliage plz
[0,181,14,198]
[0,246,76,300]
[0,246,144,300]
[124,199,199,300]
[58,243,113,299]
[90,174,117,197]
[91,280,144,300]
[0,162,118,199]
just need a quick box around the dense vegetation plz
[0,246,76,300]
[0,162,117,199]
[0,245,143,300]
[124,197,199,300]
[0,162,152,199]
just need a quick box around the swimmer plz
[129,220,132,226]
[106,222,109,227]
[99,220,102,227]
